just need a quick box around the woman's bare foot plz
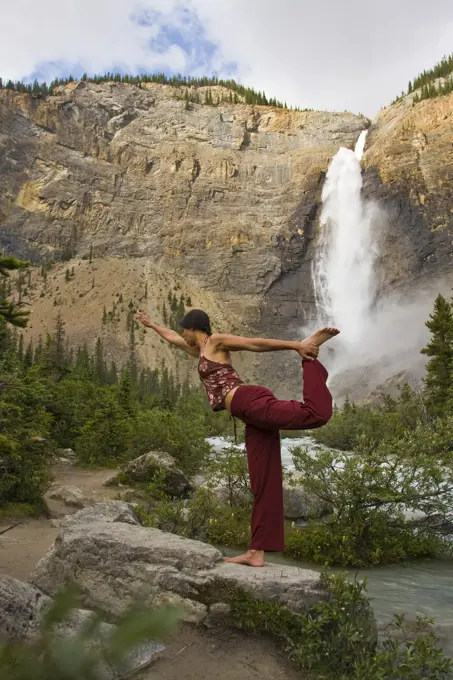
[298,327,340,359]
[309,327,340,346]
[224,550,265,567]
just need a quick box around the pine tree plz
[118,368,136,416]
[65,269,70,282]
[421,294,453,415]
[94,337,106,383]
[17,334,24,364]
[102,306,107,324]
[108,360,118,385]
[47,312,67,380]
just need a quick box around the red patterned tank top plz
[198,338,243,411]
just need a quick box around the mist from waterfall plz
[310,132,439,398]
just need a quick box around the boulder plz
[283,473,333,520]
[32,502,330,625]
[46,485,89,509]
[119,451,192,498]
[55,448,77,460]
[57,501,141,528]
[200,480,252,506]
[0,574,164,679]
[53,448,77,465]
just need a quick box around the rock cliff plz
[362,90,453,295]
[0,81,367,392]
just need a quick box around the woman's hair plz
[179,309,212,335]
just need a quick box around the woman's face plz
[182,328,197,346]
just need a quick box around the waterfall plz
[313,130,377,347]
[310,130,442,398]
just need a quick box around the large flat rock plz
[31,502,324,623]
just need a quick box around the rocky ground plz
[0,463,301,680]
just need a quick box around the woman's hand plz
[296,340,319,361]
[135,311,152,327]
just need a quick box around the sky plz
[1,0,452,118]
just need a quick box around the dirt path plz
[137,625,298,680]
[0,465,300,680]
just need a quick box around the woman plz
[136,308,339,567]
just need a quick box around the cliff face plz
[0,81,367,393]
[362,91,453,294]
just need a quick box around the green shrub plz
[204,444,251,507]
[286,444,453,567]
[285,515,444,567]
[127,408,210,475]
[311,386,427,452]
[230,571,452,679]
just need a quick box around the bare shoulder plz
[209,333,228,346]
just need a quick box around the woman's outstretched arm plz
[135,312,199,357]
[211,333,318,358]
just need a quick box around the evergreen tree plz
[65,268,70,282]
[47,312,68,380]
[108,360,118,385]
[24,339,33,371]
[118,368,136,417]
[94,337,106,383]
[421,294,453,415]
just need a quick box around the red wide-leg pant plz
[229,359,332,552]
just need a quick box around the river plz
[208,436,453,657]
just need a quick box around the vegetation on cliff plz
[0,72,304,110]
[392,52,453,104]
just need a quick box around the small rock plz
[191,474,206,489]
[58,501,141,528]
[283,473,332,520]
[205,603,232,628]
[47,485,88,509]
[121,451,192,498]
[56,448,77,460]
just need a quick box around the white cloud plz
[0,0,189,83]
[1,0,452,117]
